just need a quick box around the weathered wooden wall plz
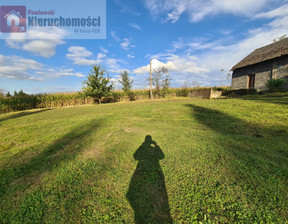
[232,54,288,90]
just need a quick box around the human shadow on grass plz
[185,104,288,219]
[0,109,51,124]
[0,119,102,197]
[126,135,173,224]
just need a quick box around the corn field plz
[0,87,229,113]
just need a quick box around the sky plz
[0,0,288,94]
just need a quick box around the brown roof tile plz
[232,38,288,71]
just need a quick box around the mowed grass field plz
[0,96,288,223]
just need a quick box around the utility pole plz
[150,59,153,100]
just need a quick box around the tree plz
[192,81,201,88]
[6,92,11,97]
[13,90,27,97]
[82,65,113,104]
[226,73,232,87]
[152,67,171,97]
[119,70,133,92]
[18,90,27,97]
[183,80,190,88]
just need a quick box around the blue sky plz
[0,0,288,94]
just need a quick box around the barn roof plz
[232,38,288,71]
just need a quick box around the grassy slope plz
[0,97,288,223]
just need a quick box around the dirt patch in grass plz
[79,146,104,160]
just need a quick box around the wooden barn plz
[231,38,288,90]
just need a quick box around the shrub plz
[110,91,123,102]
[266,78,287,92]
[176,88,189,97]
[124,91,134,101]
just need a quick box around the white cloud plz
[6,27,66,57]
[171,37,217,51]
[100,47,109,54]
[110,31,120,41]
[218,29,232,36]
[54,72,85,78]
[132,55,209,88]
[36,69,85,78]
[97,53,106,59]
[37,68,85,78]
[67,46,93,58]
[66,46,99,65]
[0,54,83,81]
[255,3,288,19]
[144,0,278,23]
[106,58,124,70]
[0,55,43,80]
[133,56,208,75]
[129,23,142,30]
[127,54,135,59]
[109,69,131,75]
[121,38,135,50]
[66,46,123,70]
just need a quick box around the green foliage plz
[110,91,124,102]
[6,92,11,97]
[119,70,133,92]
[152,67,171,97]
[17,90,27,97]
[176,88,189,97]
[266,78,287,92]
[82,65,113,103]
[0,92,94,113]
[12,90,28,97]
[12,90,27,97]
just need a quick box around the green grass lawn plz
[0,97,288,223]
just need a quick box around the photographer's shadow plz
[126,135,172,224]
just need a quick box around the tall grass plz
[0,92,94,113]
[0,87,230,113]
